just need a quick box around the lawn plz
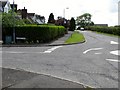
[65,31,85,44]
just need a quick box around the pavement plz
[2,31,87,89]
[2,68,85,89]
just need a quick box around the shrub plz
[3,25,65,43]
[88,26,120,36]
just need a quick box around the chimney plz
[22,7,27,19]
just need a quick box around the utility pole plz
[13,0,15,43]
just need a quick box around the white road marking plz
[83,48,103,54]
[3,51,43,54]
[106,59,120,62]
[94,53,102,55]
[3,46,63,54]
[43,46,63,53]
[110,50,120,56]
[110,41,119,44]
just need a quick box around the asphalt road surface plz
[2,31,119,88]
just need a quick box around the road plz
[2,31,119,88]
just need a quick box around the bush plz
[3,25,65,43]
[88,26,120,36]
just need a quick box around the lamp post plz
[12,0,15,43]
[63,7,69,19]
[118,1,120,25]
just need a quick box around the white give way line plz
[2,46,63,54]
[43,46,63,53]
[83,48,103,54]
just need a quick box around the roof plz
[0,0,8,8]
[27,13,35,17]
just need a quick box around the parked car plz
[77,27,84,31]
[80,27,84,31]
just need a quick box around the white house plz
[32,14,45,24]
[0,0,11,13]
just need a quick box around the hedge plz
[88,26,120,36]
[3,25,65,43]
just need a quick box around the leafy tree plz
[69,17,76,31]
[2,12,25,28]
[76,13,94,28]
[23,19,32,24]
[48,13,55,24]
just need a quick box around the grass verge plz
[65,31,85,44]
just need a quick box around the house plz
[32,14,45,24]
[55,17,70,28]
[27,13,35,23]
[0,0,11,13]
[17,7,45,24]
[17,7,27,19]
[10,4,17,13]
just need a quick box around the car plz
[80,27,84,31]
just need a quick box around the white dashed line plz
[43,46,63,53]
[94,53,102,55]
[83,48,103,54]
[110,41,119,45]
[3,46,63,54]
[3,51,43,54]
[106,59,120,62]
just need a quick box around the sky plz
[8,0,119,26]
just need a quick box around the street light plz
[118,1,120,25]
[63,7,69,19]
[12,0,15,43]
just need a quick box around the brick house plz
[17,7,45,24]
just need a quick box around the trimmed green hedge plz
[88,26,120,36]
[3,25,65,43]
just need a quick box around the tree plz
[69,17,76,31]
[48,13,55,24]
[2,12,25,28]
[76,13,94,28]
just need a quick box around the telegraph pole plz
[13,0,15,43]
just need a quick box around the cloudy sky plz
[9,0,119,26]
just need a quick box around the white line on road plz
[83,48,103,54]
[110,50,120,56]
[110,41,119,45]
[106,59,120,62]
[3,51,43,54]
[2,46,63,54]
[94,53,102,55]
[43,46,63,53]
